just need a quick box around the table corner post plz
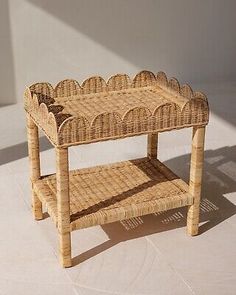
[187,126,206,236]
[56,147,72,267]
[147,133,158,159]
[27,114,43,220]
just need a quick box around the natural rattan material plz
[24,71,209,147]
[27,114,43,220]
[25,70,209,267]
[34,158,193,231]
[187,126,205,235]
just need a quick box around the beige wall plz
[1,0,236,105]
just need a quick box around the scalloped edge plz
[180,84,193,98]
[54,79,81,97]
[132,70,156,88]
[168,78,180,93]
[29,82,54,98]
[156,72,168,87]
[81,76,107,94]
[25,70,209,102]
[91,112,122,126]
[122,106,152,121]
[24,70,209,146]
[107,74,131,91]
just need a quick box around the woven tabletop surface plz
[55,86,188,121]
[34,157,193,230]
[24,71,209,147]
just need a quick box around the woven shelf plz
[33,157,192,231]
[24,71,209,147]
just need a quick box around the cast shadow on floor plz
[72,145,236,266]
[0,136,52,165]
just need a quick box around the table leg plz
[147,133,158,159]
[56,147,72,267]
[27,114,43,220]
[187,126,206,236]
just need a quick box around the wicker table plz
[24,71,209,267]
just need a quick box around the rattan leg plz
[27,114,43,220]
[56,147,72,267]
[147,133,158,159]
[187,126,205,236]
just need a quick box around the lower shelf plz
[34,157,193,231]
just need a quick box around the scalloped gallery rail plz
[24,70,209,146]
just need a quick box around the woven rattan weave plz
[25,70,209,267]
[24,71,208,147]
[34,158,192,231]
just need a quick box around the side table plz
[24,70,209,267]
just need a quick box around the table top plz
[24,71,209,147]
